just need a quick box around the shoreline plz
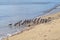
[2,11,60,40]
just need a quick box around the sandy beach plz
[3,12,60,40]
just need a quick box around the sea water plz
[0,3,59,39]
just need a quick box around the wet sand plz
[3,12,60,40]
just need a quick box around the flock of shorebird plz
[8,17,52,27]
[8,4,60,27]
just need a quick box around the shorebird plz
[8,23,13,28]
[9,24,12,26]
[33,18,37,24]
[36,17,41,24]
[14,20,22,26]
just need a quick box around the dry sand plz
[3,12,60,40]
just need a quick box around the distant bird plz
[44,19,48,23]
[21,20,26,25]
[18,20,22,26]
[36,17,41,24]
[14,20,22,26]
[9,24,12,26]
[33,18,37,24]
[40,19,45,23]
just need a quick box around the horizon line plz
[0,2,60,5]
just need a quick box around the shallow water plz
[0,3,59,39]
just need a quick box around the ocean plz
[0,3,59,39]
